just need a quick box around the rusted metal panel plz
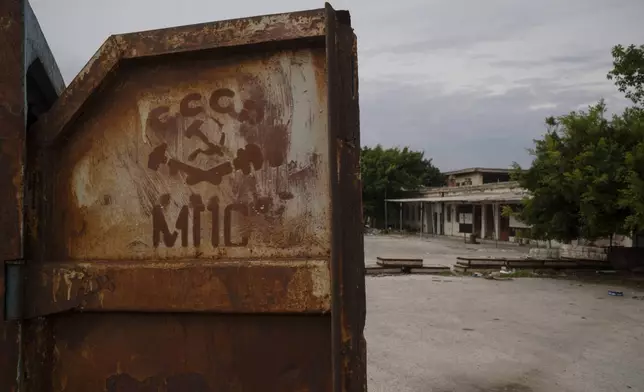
[0,0,25,297]
[23,4,364,391]
[326,5,367,391]
[25,259,330,317]
[42,46,330,261]
[24,313,331,391]
[0,0,24,390]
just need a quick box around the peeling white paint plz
[52,271,61,303]
[308,261,330,301]
[54,269,86,302]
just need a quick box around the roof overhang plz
[386,192,529,203]
[443,167,512,176]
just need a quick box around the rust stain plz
[27,260,330,317]
[43,44,331,261]
[0,1,23,390]
[17,6,368,392]
[47,313,332,391]
[236,73,293,169]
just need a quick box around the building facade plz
[388,168,528,241]
[445,167,511,187]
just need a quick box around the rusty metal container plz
[1,3,365,391]
[1,1,65,391]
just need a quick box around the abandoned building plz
[386,167,529,241]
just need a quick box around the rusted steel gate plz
[2,3,365,391]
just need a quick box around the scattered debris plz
[499,266,515,275]
[472,272,483,277]
[632,296,644,300]
[364,227,382,236]
[608,290,624,297]
[462,328,475,331]
[484,272,513,281]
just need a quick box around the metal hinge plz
[4,259,25,321]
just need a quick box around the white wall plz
[451,173,484,187]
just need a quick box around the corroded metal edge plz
[25,1,65,95]
[326,3,366,391]
[32,8,327,148]
[24,259,331,317]
[0,0,24,390]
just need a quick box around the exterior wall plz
[441,202,518,240]
[419,181,524,199]
[395,181,526,240]
[449,173,483,187]
[393,178,637,248]
[402,203,422,230]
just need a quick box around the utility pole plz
[384,188,388,230]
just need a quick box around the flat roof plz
[443,167,512,176]
[386,192,527,203]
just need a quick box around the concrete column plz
[481,204,487,239]
[472,204,477,236]
[423,203,429,234]
[453,204,458,234]
[493,203,500,240]
[451,204,456,235]
[420,203,424,234]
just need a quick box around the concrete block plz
[377,257,423,268]
[410,266,451,275]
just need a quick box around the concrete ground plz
[365,234,529,267]
[364,235,644,392]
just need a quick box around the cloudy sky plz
[31,0,644,171]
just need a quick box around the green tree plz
[511,116,583,243]
[617,107,644,234]
[609,44,644,234]
[514,102,634,243]
[607,44,644,106]
[513,44,644,242]
[361,145,443,228]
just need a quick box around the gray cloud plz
[31,0,644,172]
[361,77,631,170]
